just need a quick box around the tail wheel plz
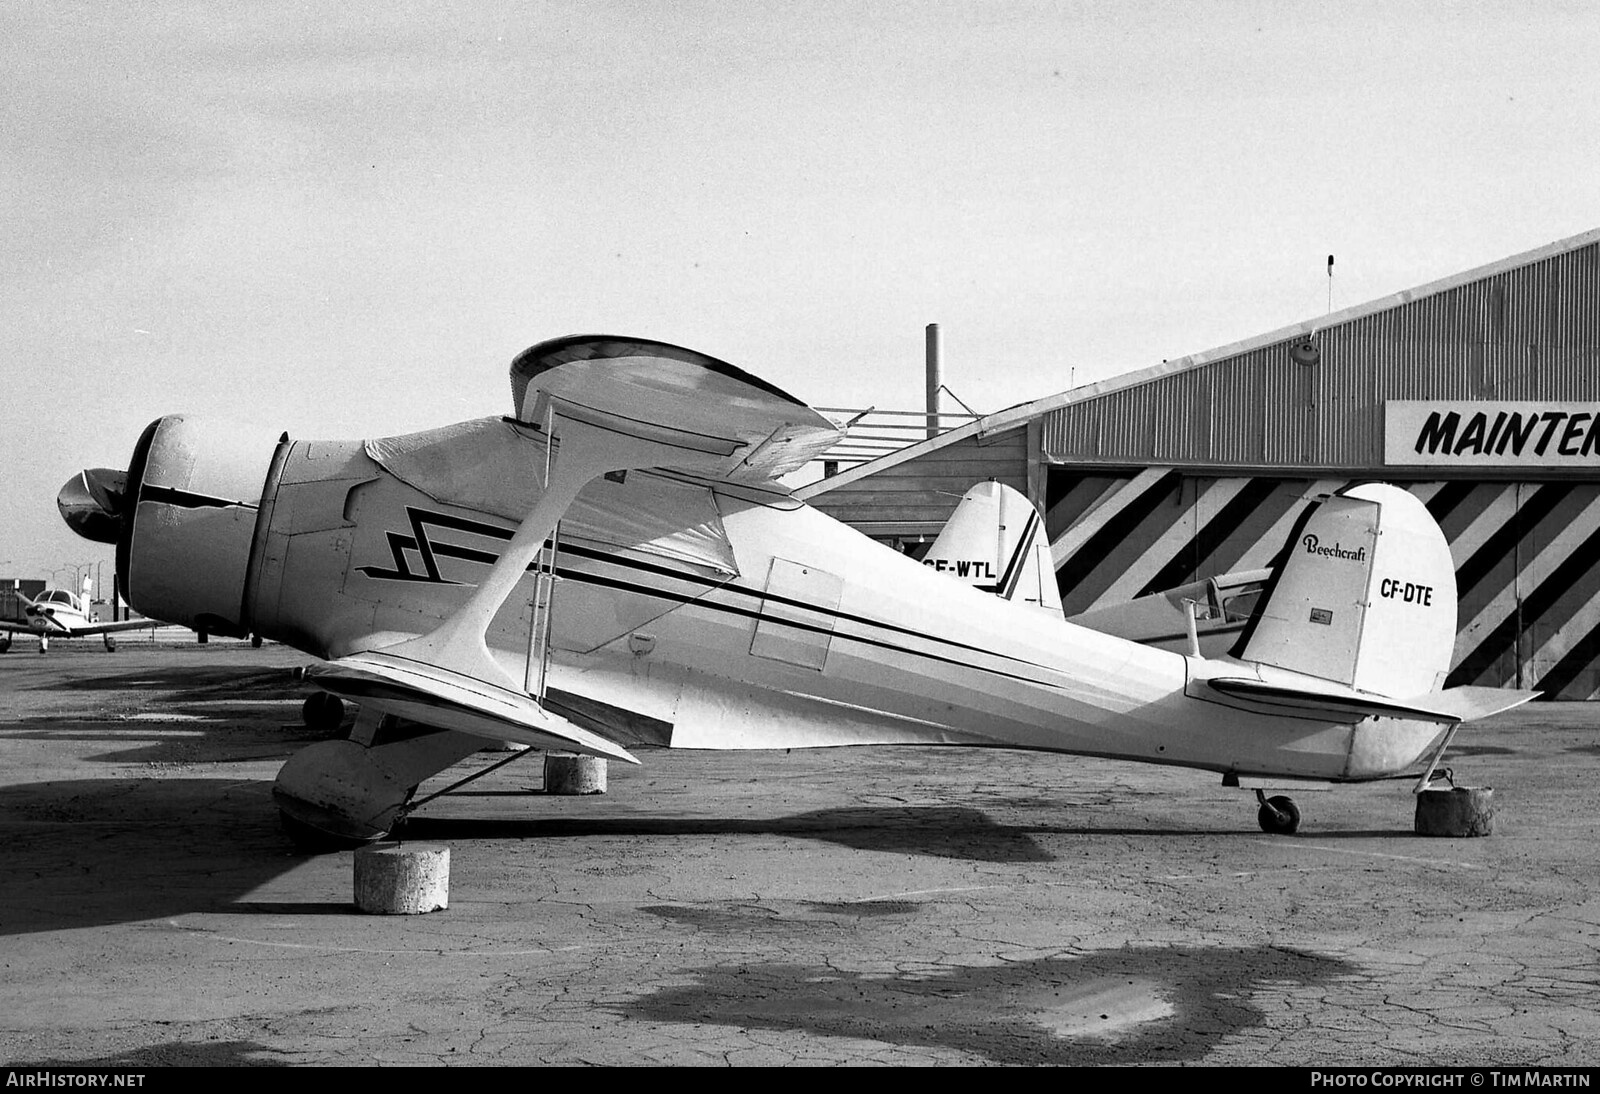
[1256,793,1301,835]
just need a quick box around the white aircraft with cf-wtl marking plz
[57,336,1534,845]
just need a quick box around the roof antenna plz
[1326,254,1335,315]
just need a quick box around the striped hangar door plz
[1439,481,1600,700]
[1045,469,1349,616]
[1043,468,1600,700]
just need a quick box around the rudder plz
[1237,483,1457,698]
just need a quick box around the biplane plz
[59,336,1535,844]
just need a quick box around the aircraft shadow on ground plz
[0,779,1063,935]
[15,1040,296,1068]
[0,723,332,765]
[0,769,1430,938]
[401,802,1412,852]
[21,664,304,697]
[402,804,1058,862]
[4,663,335,764]
[0,777,300,937]
[407,798,1429,845]
[0,781,1063,935]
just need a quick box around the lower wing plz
[306,650,639,763]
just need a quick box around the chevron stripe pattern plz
[1045,468,1600,700]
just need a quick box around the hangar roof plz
[802,225,1600,497]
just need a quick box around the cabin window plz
[1221,588,1262,623]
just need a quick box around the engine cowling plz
[61,415,287,638]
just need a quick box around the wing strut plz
[308,336,842,760]
[377,417,718,692]
[524,523,559,702]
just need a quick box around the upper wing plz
[509,335,844,483]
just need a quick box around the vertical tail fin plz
[923,481,1062,615]
[1236,483,1457,697]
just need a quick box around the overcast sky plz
[4,1,1596,584]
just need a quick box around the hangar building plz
[801,229,1600,699]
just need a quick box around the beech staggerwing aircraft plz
[59,336,1535,845]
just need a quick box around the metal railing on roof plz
[812,406,982,470]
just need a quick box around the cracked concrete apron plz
[1,646,1596,1066]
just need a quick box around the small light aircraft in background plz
[1069,567,1272,659]
[0,574,152,653]
[58,335,1536,845]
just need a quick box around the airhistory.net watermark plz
[5,1075,145,1088]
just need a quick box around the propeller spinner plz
[58,467,128,545]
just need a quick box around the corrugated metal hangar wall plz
[804,229,1600,698]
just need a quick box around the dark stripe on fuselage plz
[555,563,1065,690]
[360,505,1077,689]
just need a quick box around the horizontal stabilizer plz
[1411,685,1541,723]
[1205,675,1539,725]
[307,650,640,764]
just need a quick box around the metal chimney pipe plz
[925,323,942,439]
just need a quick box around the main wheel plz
[278,809,382,853]
[103,635,118,652]
[301,692,346,733]
[1257,794,1301,835]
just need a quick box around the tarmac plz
[1,640,1597,1067]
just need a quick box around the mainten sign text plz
[1385,401,1600,467]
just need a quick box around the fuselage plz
[117,414,1452,782]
